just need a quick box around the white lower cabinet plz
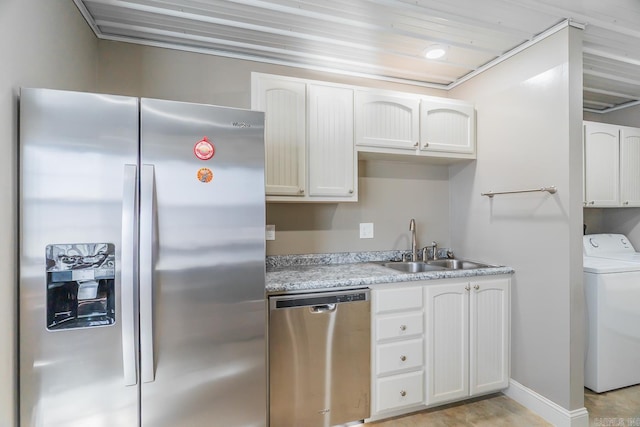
[375,371,424,412]
[370,286,425,419]
[369,276,510,422]
[425,277,510,406]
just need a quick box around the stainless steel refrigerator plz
[19,88,267,427]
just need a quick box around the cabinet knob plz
[413,142,419,148]
[349,189,354,194]
[423,142,429,148]
[474,284,480,290]
[299,188,305,194]
[464,285,470,291]
[400,355,407,362]
[400,390,407,397]
[589,201,595,205]
[624,201,629,205]
[399,324,407,331]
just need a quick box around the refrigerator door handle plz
[122,164,138,386]
[140,164,156,383]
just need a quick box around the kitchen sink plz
[375,259,495,273]
[426,259,494,270]
[375,261,447,273]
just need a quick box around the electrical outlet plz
[265,224,275,241]
[359,223,374,239]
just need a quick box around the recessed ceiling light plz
[424,45,447,60]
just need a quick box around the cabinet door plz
[252,75,306,196]
[469,278,510,396]
[420,99,475,154]
[620,126,640,207]
[355,91,420,150]
[308,84,356,198]
[425,282,469,406]
[584,122,619,207]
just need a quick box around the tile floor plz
[364,385,640,426]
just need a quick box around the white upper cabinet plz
[420,98,475,155]
[252,74,306,197]
[355,89,475,161]
[252,73,357,202]
[354,91,420,150]
[620,126,640,207]
[584,122,619,207]
[583,121,634,208]
[308,84,355,198]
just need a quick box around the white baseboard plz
[503,379,589,427]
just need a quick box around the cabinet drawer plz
[376,312,423,341]
[375,370,424,412]
[374,287,423,313]
[376,339,423,376]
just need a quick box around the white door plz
[420,99,475,154]
[355,91,420,150]
[584,122,620,207]
[308,84,355,198]
[425,282,469,406]
[469,278,510,396]
[620,126,640,207]
[252,74,306,196]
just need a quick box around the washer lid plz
[583,234,635,256]
[583,256,640,273]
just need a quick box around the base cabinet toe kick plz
[368,275,511,421]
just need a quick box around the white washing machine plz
[583,233,640,393]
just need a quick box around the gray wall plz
[584,104,640,127]
[0,1,98,424]
[95,41,452,255]
[448,27,585,411]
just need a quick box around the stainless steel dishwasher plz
[269,289,371,427]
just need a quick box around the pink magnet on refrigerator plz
[194,137,215,160]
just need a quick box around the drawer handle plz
[400,390,407,397]
[400,355,407,362]
[399,324,407,331]
[474,284,480,290]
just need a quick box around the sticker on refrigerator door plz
[194,137,215,160]
[45,243,116,331]
[197,167,213,183]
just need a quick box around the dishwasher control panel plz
[273,290,369,309]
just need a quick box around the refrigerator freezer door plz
[139,99,267,426]
[19,88,139,426]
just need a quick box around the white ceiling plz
[74,0,640,113]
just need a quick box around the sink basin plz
[426,259,493,270]
[375,261,447,273]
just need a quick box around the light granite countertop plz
[266,250,514,294]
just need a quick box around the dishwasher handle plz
[270,289,369,310]
[310,304,336,313]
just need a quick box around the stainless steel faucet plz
[409,218,417,261]
[431,241,438,260]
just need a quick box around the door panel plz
[19,88,139,426]
[139,99,266,427]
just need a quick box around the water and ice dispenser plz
[46,243,116,330]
